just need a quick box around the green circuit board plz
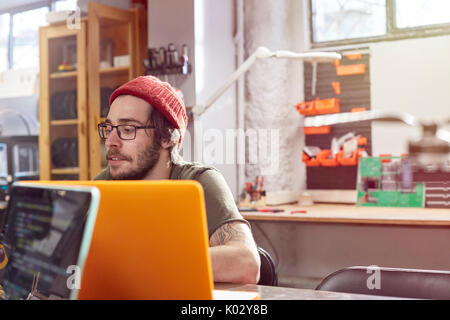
[356,156,424,208]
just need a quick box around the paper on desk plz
[212,289,259,300]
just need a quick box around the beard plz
[108,140,161,180]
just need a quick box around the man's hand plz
[209,221,260,284]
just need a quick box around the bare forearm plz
[209,221,261,284]
[209,245,260,284]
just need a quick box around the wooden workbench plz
[240,204,450,226]
[214,283,405,300]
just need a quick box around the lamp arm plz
[192,47,271,118]
[191,46,341,119]
[303,110,419,128]
[274,50,341,62]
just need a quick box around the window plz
[0,13,9,72]
[310,0,450,46]
[311,0,386,42]
[54,0,78,12]
[12,7,49,70]
[0,0,78,71]
[395,0,450,29]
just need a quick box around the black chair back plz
[257,246,278,286]
[316,266,450,299]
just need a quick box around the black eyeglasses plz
[98,123,155,140]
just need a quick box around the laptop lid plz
[27,180,214,300]
[0,183,99,300]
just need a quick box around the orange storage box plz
[336,64,366,76]
[337,150,358,166]
[317,149,339,167]
[358,137,368,145]
[296,101,316,116]
[303,126,331,135]
[302,152,320,167]
[315,98,340,115]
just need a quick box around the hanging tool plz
[0,244,8,270]
[311,61,318,97]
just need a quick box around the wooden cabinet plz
[38,20,89,180]
[87,2,145,179]
[38,3,147,180]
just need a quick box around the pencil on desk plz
[290,210,307,214]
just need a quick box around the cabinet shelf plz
[100,66,129,76]
[50,119,79,126]
[51,167,80,175]
[39,20,88,181]
[50,71,78,79]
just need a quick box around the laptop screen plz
[0,184,98,300]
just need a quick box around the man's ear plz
[161,139,174,150]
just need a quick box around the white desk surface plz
[240,203,450,226]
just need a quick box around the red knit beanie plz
[109,76,188,142]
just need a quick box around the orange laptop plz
[25,180,214,300]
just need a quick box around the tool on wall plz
[144,43,192,76]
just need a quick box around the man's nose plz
[105,127,122,149]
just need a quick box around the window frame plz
[0,12,11,72]
[309,0,450,49]
[0,0,69,71]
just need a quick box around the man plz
[94,76,260,284]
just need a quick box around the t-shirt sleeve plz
[196,169,250,238]
[93,167,111,180]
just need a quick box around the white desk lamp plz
[189,46,340,196]
[192,46,341,119]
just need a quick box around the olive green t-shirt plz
[93,162,249,238]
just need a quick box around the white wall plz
[194,0,238,197]
[147,0,196,107]
[370,35,450,156]
[148,0,239,198]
